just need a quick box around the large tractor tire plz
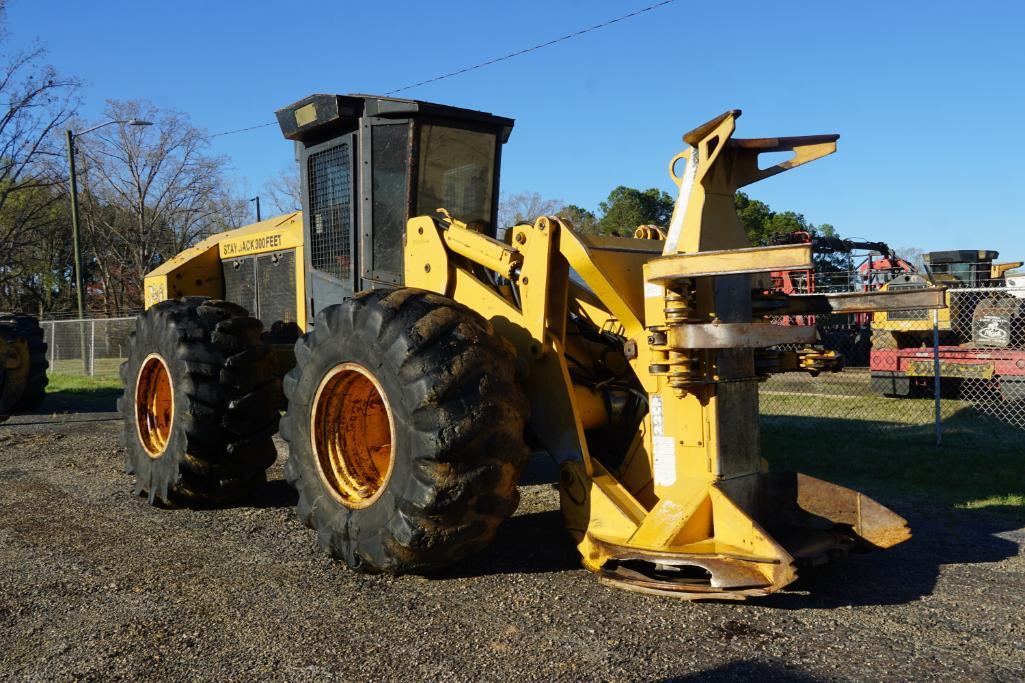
[281,288,530,574]
[118,298,281,506]
[0,313,49,414]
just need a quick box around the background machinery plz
[871,250,1024,400]
[0,314,48,422]
[121,93,943,599]
[769,230,914,364]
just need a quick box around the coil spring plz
[664,280,699,393]
[664,281,695,325]
[666,350,700,394]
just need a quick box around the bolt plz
[515,232,526,244]
[424,264,431,273]
[521,276,529,285]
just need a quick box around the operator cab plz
[276,93,514,322]
[924,250,999,287]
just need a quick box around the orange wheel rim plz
[135,353,174,458]
[311,363,395,509]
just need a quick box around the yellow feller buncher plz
[122,94,944,599]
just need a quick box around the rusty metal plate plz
[667,322,817,349]
[783,287,946,315]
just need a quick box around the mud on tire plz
[281,288,530,574]
[118,298,281,506]
[0,313,49,413]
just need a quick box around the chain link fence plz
[759,282,1025,446]
[34,280,1025,447]
[41,317,136,377]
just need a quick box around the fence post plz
[89,319,96,376]
[78,318,88,375]
[932,308,942,446]
[48,321,56,372]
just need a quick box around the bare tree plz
[0,7,80,311]
[894,246,927,270]
[263,163,301,214]
[498,191,564,235]
[75,100,241,313]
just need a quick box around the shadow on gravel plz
[40,387,121,414]
[752,505,1022,610]
[434,509,581,579]
[234,478,299,509]
[663,659,825,681]
[761,412,1023,608]
[430,453,581,578]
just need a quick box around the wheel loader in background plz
[871,250,1025,400]
[0,314,48,422]
[121,93,944,599]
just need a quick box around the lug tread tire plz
[118,298,280,506]
[0,313,49,412]
[281,288,530,574]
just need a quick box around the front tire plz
[281,288,530,574]
[118,298,281,506]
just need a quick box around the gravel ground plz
[1,400,1023,682]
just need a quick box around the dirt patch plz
[0,416,1023,681]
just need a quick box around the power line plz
[210,0,678,138]
[210,121,277,138]
[384,0,678,95]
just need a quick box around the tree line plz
[499,186,842,246]
[0,1,900,317]
[0,4,248,316]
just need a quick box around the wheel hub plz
[135,353,173,458]
[311,363,395,509]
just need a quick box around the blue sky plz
[9,0,1025,258]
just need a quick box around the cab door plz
[301,132,357,323]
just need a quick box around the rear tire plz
[281,288,530,574]
[0,313,48,412]
[118,298,281,506]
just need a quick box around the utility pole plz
[65,118,153,374]
[251,195,261,222]
[66,130,85,323]
[66,129,88,373]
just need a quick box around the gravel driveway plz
[1,400,1023,682]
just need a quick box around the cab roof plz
[925,250,999,264]
[275,93,515,145]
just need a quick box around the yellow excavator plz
[123,94,943,599]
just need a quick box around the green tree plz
[596,186,674,236]
[558,204,599,235]
[734,191,775,244]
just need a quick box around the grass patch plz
[47,373,123,393]
[762,402,1025,512]
[43,373,123,412]
[957,494,1025,509]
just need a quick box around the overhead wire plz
[383,0,677,95]
[208,0,678,138]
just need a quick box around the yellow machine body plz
[403,110,943,599]
[143,212,308,329]
[143,101,945,599]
